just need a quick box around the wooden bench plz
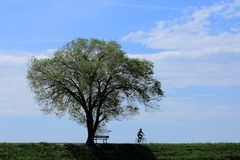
[94,135,109,144]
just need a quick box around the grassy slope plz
[0,143,240,160]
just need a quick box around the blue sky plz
[0,0,240,143]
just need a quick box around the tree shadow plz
[64,144,157,160]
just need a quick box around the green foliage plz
[27,38,163,144]
[147,143,240,160]
[0,143,239,160]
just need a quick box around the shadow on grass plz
[64,144,157,160]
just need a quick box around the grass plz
[0,143,239,160]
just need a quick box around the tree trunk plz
[86,113,96,145]
[86,130,95,145]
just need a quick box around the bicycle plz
[135,136,147,143]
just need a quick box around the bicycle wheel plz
[135,138,141,143]
[135,138,138,143]
[142,137,147,143]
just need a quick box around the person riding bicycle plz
[137,128,144,140]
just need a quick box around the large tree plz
[27,38,163,145]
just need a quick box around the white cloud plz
[123,0,240,88]
[0,65,40,116]
[129,52,240,88]
[0,49,56,116]
[122,0,240,57]
[0,54,29,65]
[0,49,55,65]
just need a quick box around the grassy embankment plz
[0,143,240,160]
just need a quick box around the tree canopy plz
[27,38,163,144]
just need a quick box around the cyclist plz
[137,128,145,142]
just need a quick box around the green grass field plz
[0,143,239,160]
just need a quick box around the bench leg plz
[94,138,108,144]
[103,139,107,144]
